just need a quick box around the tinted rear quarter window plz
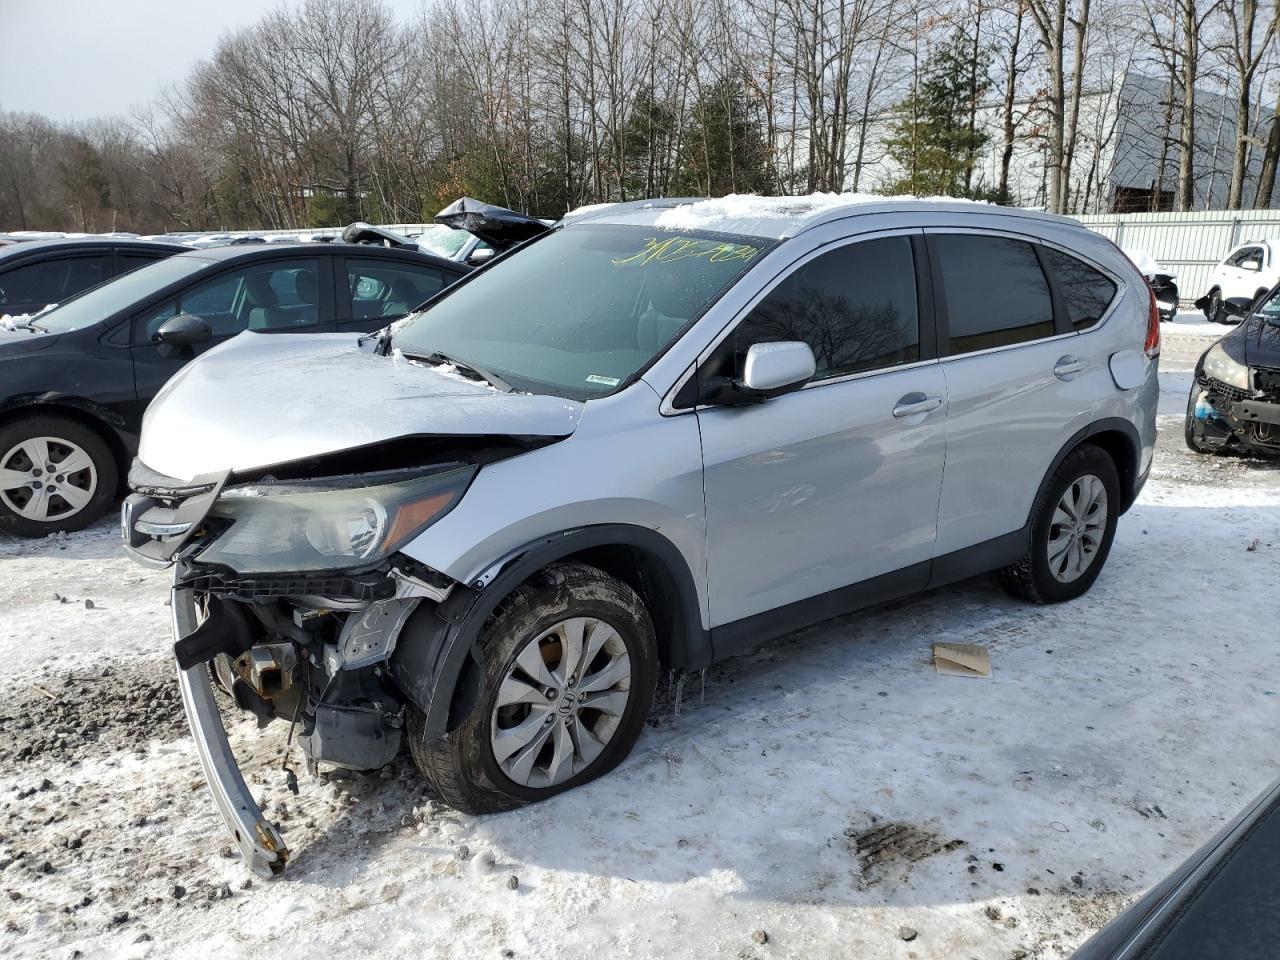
[1040,247,1117,331]
[117,253,168,274]
[733,235,919,380]
[934,234,1054,353]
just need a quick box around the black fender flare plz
[1030,417,1143,519]
[388,523,709,740]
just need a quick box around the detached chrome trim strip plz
[173,581,289,878]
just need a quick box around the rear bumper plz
[172,582,289,878]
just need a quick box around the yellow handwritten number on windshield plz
[612,236,759,266]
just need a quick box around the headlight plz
[1203,343,1250,390]
[195,465,476,573]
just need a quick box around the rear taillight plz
[1143,279,1161,358]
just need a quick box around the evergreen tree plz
[676,79,775,197]
[885,30,992,198]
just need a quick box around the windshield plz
[415,224,471,259]
[1255,287,1280,325]
[35,255,211,333]
[391,224,769,400]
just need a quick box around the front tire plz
[1185,381,1218,455]
[0,415,118,538]
[408,562,658,815]
[1206,288,1226,324]
[1000,444,1121,603]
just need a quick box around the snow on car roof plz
[568,192,1074,240]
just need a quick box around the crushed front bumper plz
[1192,377,1280,454]
[172,581,289,878]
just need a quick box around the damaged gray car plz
[123,197,1159,876]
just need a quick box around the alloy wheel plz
[490,616,632,789]
[1046,474,1109,583]
[0,436,98,523]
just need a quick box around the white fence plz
[1074,209,1280,305]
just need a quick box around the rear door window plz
[729,235,920,381]
[933,234,1055,354]
[0,255,109,310]
[1040,248,1117,331]
[0,260,65,309]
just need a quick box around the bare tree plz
[1221,0,1278,207]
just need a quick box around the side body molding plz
[389,523,709,738]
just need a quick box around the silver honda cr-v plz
[123,196,1160,875]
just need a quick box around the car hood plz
[138,331,585,482]
[1230,317,1280,369]
[435,197,550,251]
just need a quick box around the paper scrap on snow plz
[932,642,991,679]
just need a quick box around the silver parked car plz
[123,196,1160,876]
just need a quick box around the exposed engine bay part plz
[173,585,289,879]
[332,597,420,670]
[172,575,448,873]
[234,643,299,703]
[1187,377,1280,456]
[173,595,255,671]
[297,668,403,771]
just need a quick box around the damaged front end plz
[124,457,489,877]
[1188,343,1280,456]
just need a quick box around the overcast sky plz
[0,0,421,123]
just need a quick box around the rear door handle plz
[892,393,945,419]
[1054,356,1087,380]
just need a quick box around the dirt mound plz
[0,659,189,767]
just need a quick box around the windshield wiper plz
[2,317,47,334]
[403,350,515,393]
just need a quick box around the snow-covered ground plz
[1,328,1277,960]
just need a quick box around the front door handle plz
[892,393,945,419]
[1054,356,1088,380]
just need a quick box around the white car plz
[1202,240,1280,323]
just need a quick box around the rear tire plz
[1000,444,1121,603]
[0,415,118,538]
[408,562,658,815]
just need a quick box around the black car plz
[1072,775,1280,959]
[1186,289,1280,456]
[0,242,469,536]
[0,237,188,318]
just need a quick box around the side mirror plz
[1222,297,1254,317]
[703,341,816,405]
[466,247,495,265]
[155,313,212,347]
[742,341,817,395]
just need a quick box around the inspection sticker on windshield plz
[585,374,621,386]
